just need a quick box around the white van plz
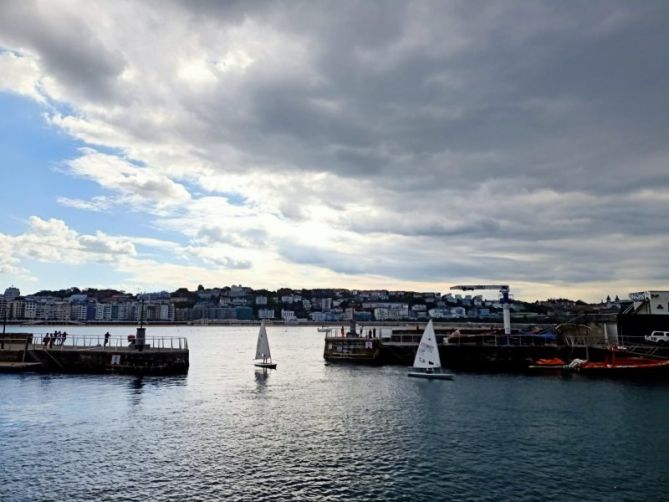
[645,331,669,344]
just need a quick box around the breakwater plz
[0,332,189,374]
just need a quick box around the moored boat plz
[567,346,669,375]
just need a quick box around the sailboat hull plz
[254,362,277,369]
[408,371,454,380]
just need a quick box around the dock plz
[0,331,189,375]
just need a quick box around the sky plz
[0,0,668,302]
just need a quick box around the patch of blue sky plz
[0,93,184,245]
[0,93,86,233]
[223,191,248,206]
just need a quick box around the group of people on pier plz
[42,331,68,348]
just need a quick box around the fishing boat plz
[408,320,454,380]
[254,321,277,369]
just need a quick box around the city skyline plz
[1,1,668,302]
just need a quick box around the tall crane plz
[450,284,511,334]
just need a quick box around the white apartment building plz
[255,296,268,305]
[71,304,89,321]
[258,308,275,319]
[374,305,409,321]
[309,311,327,322]
[281,309,296,321]
[24,301,37,320]
[95,303,112,321]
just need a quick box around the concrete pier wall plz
[0,334,189,374]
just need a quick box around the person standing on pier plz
[104,332,110,347]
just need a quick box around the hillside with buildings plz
[0,285,629,324]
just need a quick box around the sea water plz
[1,325,668,501]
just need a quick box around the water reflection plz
[129,376,144,406]
[254,368,270,392]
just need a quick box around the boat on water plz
[408,320,454,380]
[528,357,568,370]
[254,321,277,369]
[567,347,669,375]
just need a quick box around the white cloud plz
[12,216,137,264]
[61,148,191,211]
[0,50,45,102]
[1,1,668,300]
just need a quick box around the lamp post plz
[135,296,146,351]
[1,299,6,349]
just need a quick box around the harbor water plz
[1,325,668,501]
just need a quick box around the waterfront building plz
[320,298,332,312]
[255,296,268,305]
[229,285,247,297]
[629,291,669,314]
[310,311,326,322]
[281,309,296,321]
[4,286,20,301]
[71,303,89,322]
[428,308,449,319]
[449,306,466,318]
[355,311,373,321]
[95,303,113,322]
[140,291,171,301]
[23,301,37,320]
[53,301,71,321]
[236,306,253,320]
[258,308,275,320]
[111,302,132,321]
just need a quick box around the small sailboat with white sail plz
[408,320,453,380]
[254,321,277,369]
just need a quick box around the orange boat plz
[528,358,567,370]
[569,347,669,374]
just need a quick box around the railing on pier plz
[383,332,558,347]
[3,334,189,351]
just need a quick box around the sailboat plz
[254,321,277,369]
[408,320,454,380]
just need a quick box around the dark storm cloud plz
[0,0,126,102]
[158,0,669,198]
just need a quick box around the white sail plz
[255,322,272,361]
[412,320,441,369]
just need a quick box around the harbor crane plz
[450,284,512,334]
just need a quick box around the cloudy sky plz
[0,1,668,301]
